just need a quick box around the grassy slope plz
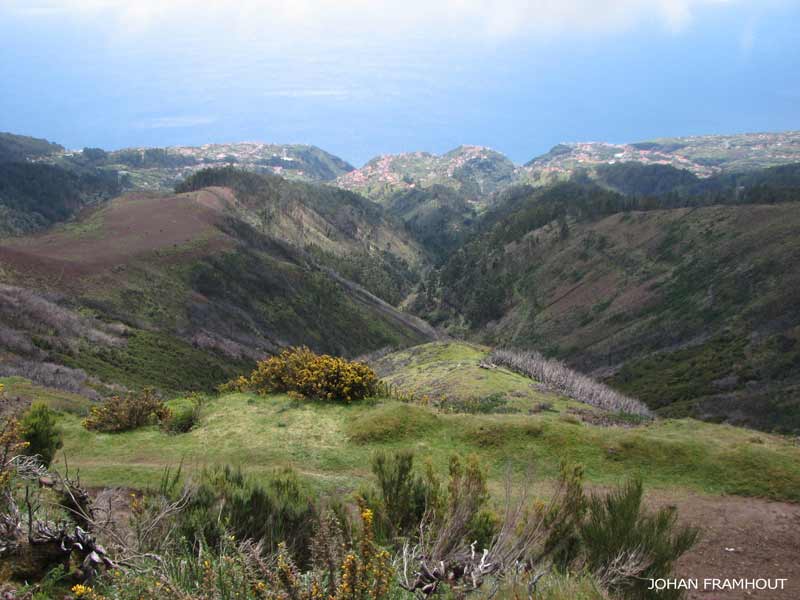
[373,341,578,412]
[29,343,800,504]
[0,376,93,415]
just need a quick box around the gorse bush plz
[223,346,379,402]
[83,388,170,432]
[82,508,396,600]
[20,402,63,467]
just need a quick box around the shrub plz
[363,450,495,550]
[1,412,27,492]
[161,393,207,434]
[20,402,63,467]
[223,346,379,402]
[579,479,699,599]
[161,405,196,434]
[364,450,439,542]
[177,465,316,563]
[83,388,170,433]
[92,506,394,600]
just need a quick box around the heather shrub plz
[83,388,170,432]
[364,450,439,542]
[177,465,316,563]
[579,479,699,599]
[20,402,63,467]
[362,450,496,550]
[223,346,379,402]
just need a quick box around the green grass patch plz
[51,391,800,503]
[346,403,440,443]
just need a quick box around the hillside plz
[383,184,477,261]
[0,133,123,236]
[416,183,800,433]
[49,141,355,191]
[523,131,800,181]
[0,131,64,163]
[335,145,517,204]
[174,167,427,303]
[0,184,434,395]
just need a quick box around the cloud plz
[261,89,352,98]
[739,20,756,55]
[135,115,217,129]
[7,0,739,38]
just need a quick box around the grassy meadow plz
[6,342,799,503]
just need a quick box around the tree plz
[20,402,63,467]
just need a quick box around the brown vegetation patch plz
[0,191,230,281]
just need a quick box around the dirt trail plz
[646,490,800,600]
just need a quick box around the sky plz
[0,0,799,165]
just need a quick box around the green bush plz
[363,450,496,550]
[162,393,207,434]
[178,466,315,564]
[580,479,699,599]
[365,450,439,542]
[162,405,196,434]
[83,388,170,433]
[20,402,63,467]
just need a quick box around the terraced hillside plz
[0,183,434,394]
[522,131,800,181]
[48,141,355,190]
[336,146,517,204]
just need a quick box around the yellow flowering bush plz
[71,584,107,599]
[83,388,171,433]
[1,415,28,491]
[224,347,379,402]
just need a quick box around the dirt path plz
[646,490,800,599]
